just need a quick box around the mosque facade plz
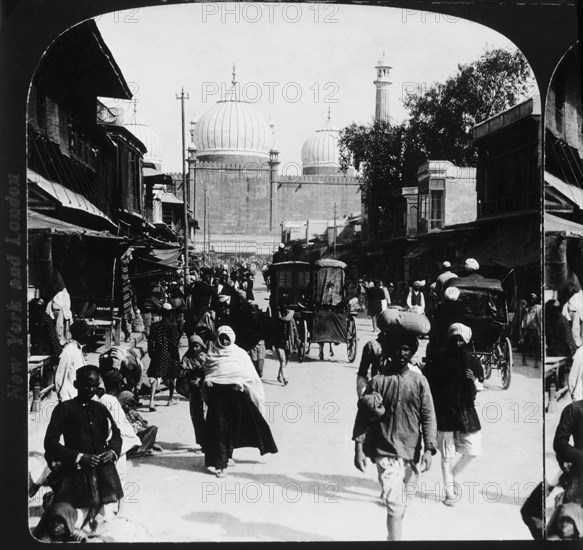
[128,64,377,255]
[185,70,362,255]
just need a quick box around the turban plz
[442,261,451,269]
[447,323,472,344]
[444,287,460,301]
[464,258,479,272]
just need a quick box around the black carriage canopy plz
[269,261,312,309]
[447,277,507,323]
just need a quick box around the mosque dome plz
[194,73,272,161]
[124,112,163,171]
[301,113,342,175]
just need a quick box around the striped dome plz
[124,114,163,170]
[301,116,341,173]
[195,97,271,160]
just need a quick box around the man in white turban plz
[423,322,484,507]
[436,261,457,299]
[447,323,473,345]
[462,258,484,282]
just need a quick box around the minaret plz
[374,51,392,122]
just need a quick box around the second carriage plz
[434,277,513,389]
[267,259,358,363]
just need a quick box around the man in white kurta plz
[54,320,91,402]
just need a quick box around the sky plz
[95,2,529,173]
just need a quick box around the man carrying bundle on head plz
[352,330,437,541]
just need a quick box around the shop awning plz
[546,213,583,237]
[160,192,183,205]
[468,232,539,268]
[545,171,583,209]
[403,245,430,260]
[151,247,182,266]
[27,169,116,227]
[28,209,121,239]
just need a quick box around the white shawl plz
[204,326,266,415]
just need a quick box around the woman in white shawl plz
[203,326,278,477]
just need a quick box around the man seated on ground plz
[98,365,142,497]
[118,391,161,457]
[547,503,583,540]
[33,502,88,542]
[100,346,145,399]
[554,398,583,507]
[44,365,124,532]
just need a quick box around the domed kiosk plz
[125,110,163,171]
[301,110,342,176]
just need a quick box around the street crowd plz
[27,252,582,542]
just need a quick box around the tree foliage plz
[403,47,533,166]
[338,47,534,221]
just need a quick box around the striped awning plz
[27,169,115,226]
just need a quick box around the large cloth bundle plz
[377,307,431,336]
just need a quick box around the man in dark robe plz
[185,272,219,338]
[44,365,123,529]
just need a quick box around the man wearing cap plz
[424,323,483,507]
[435,261,457,299]
[353,333,437,541]
[54,320,92,402]
[426,286,465,360]
[44,365,124,529]
[181,334,208,453]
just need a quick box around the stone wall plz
[195,160,272,236]
[276,178,361,224]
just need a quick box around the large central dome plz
[195,75,271,162]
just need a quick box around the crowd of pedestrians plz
[28,259,281,541]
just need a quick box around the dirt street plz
[28,277,543,541]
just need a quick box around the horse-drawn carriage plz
[267,259,358,363]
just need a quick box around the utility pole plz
[176,87,189,287]
[333,202,338,258]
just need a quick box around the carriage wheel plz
[347,315,358,363]
[500,337,513,390]
[483,353,493,380]
[297,319,308,363]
